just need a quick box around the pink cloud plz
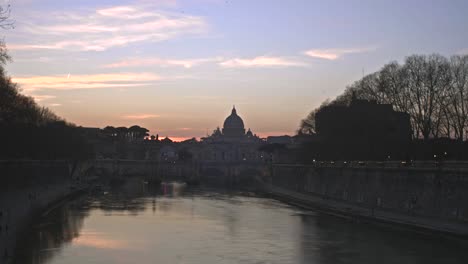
[304,47,376,60]
[12,73,161,91]
[103,57,223,68]
[9,5,208,52]
[26,94,56,101]
[219,56,307,68]
[122,114,161,120]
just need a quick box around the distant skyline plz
[4,0,468,141]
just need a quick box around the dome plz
[223,107,244,129]
[222,106,246,137]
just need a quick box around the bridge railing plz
[272,160,468,169]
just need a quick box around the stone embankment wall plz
[0,160,77,264]
[268,161,468,236]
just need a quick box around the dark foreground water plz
[14,181,468,264]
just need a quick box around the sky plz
[3,0,468,141]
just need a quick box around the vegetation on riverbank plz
[295,54,468,161]
[300,54,468,141]
[0,45,94,160]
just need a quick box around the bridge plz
[82,159,268,186]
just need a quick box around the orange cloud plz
[255,131,294,138]
[122,114,161,120]
[164,136,192,142]
[12,73,161,91]
[27,94,56,101]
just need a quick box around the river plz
[13,180,468,264]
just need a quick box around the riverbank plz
[13,185,468,264]
[264,184,468,240]
[0,184,86,264]
[265,162,468,239]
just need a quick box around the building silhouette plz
[194,106,265,162]
[202,106,262,144]
[314,96,411,160]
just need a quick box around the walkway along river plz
[13,179,468,264]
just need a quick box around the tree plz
[448,55,468,140]
[378,62,411,111]
[0,4,13,29]
[116,127,128,140]
[298,109,317,134]
[103,126,117,139]
[299,53,468,141]
[0,4,13,66]
[403,54,451,139]
[128,125,149,141]
[128,125,141,141]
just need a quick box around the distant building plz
[314,96,411,160]
[159,145,178,162]
[194,106,266,162]
[202,106,263,144]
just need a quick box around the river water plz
[14,181,468,264]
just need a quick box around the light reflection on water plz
[14,181,468,264]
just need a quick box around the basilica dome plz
[222,106,246,137]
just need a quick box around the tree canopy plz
[300,54,468,141]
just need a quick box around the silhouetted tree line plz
[298,54,468,161]
[0,47,93,160]
[94,125,151,159]
[301,54,468,141]
[102,125,150,142]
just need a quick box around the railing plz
[273,160,468,169]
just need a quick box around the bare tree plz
[298,100,331,135]
[298,109,318,134]
[350,73,383,102]
[448,55,468,140]
[300,53,468,141]
[0,4,13,29]
[0,4,13,67]
[402,55,450,140]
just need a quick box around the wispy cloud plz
[13,73,161,91]
[9,5,208,51]
[48,103,62,107]
[103,57,223,68]
[27,94,57,101]
[122,114,160,120]
[219,56,307,68]
[304,47,376,60]
[105,55,308,69]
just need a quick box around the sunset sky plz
[4,0,468,141]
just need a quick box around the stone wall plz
[0,160,77,264]
[269,161,468,235]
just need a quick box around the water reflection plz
[14,180,468,264]
[301,214,468,264]
[14,202,88,264]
